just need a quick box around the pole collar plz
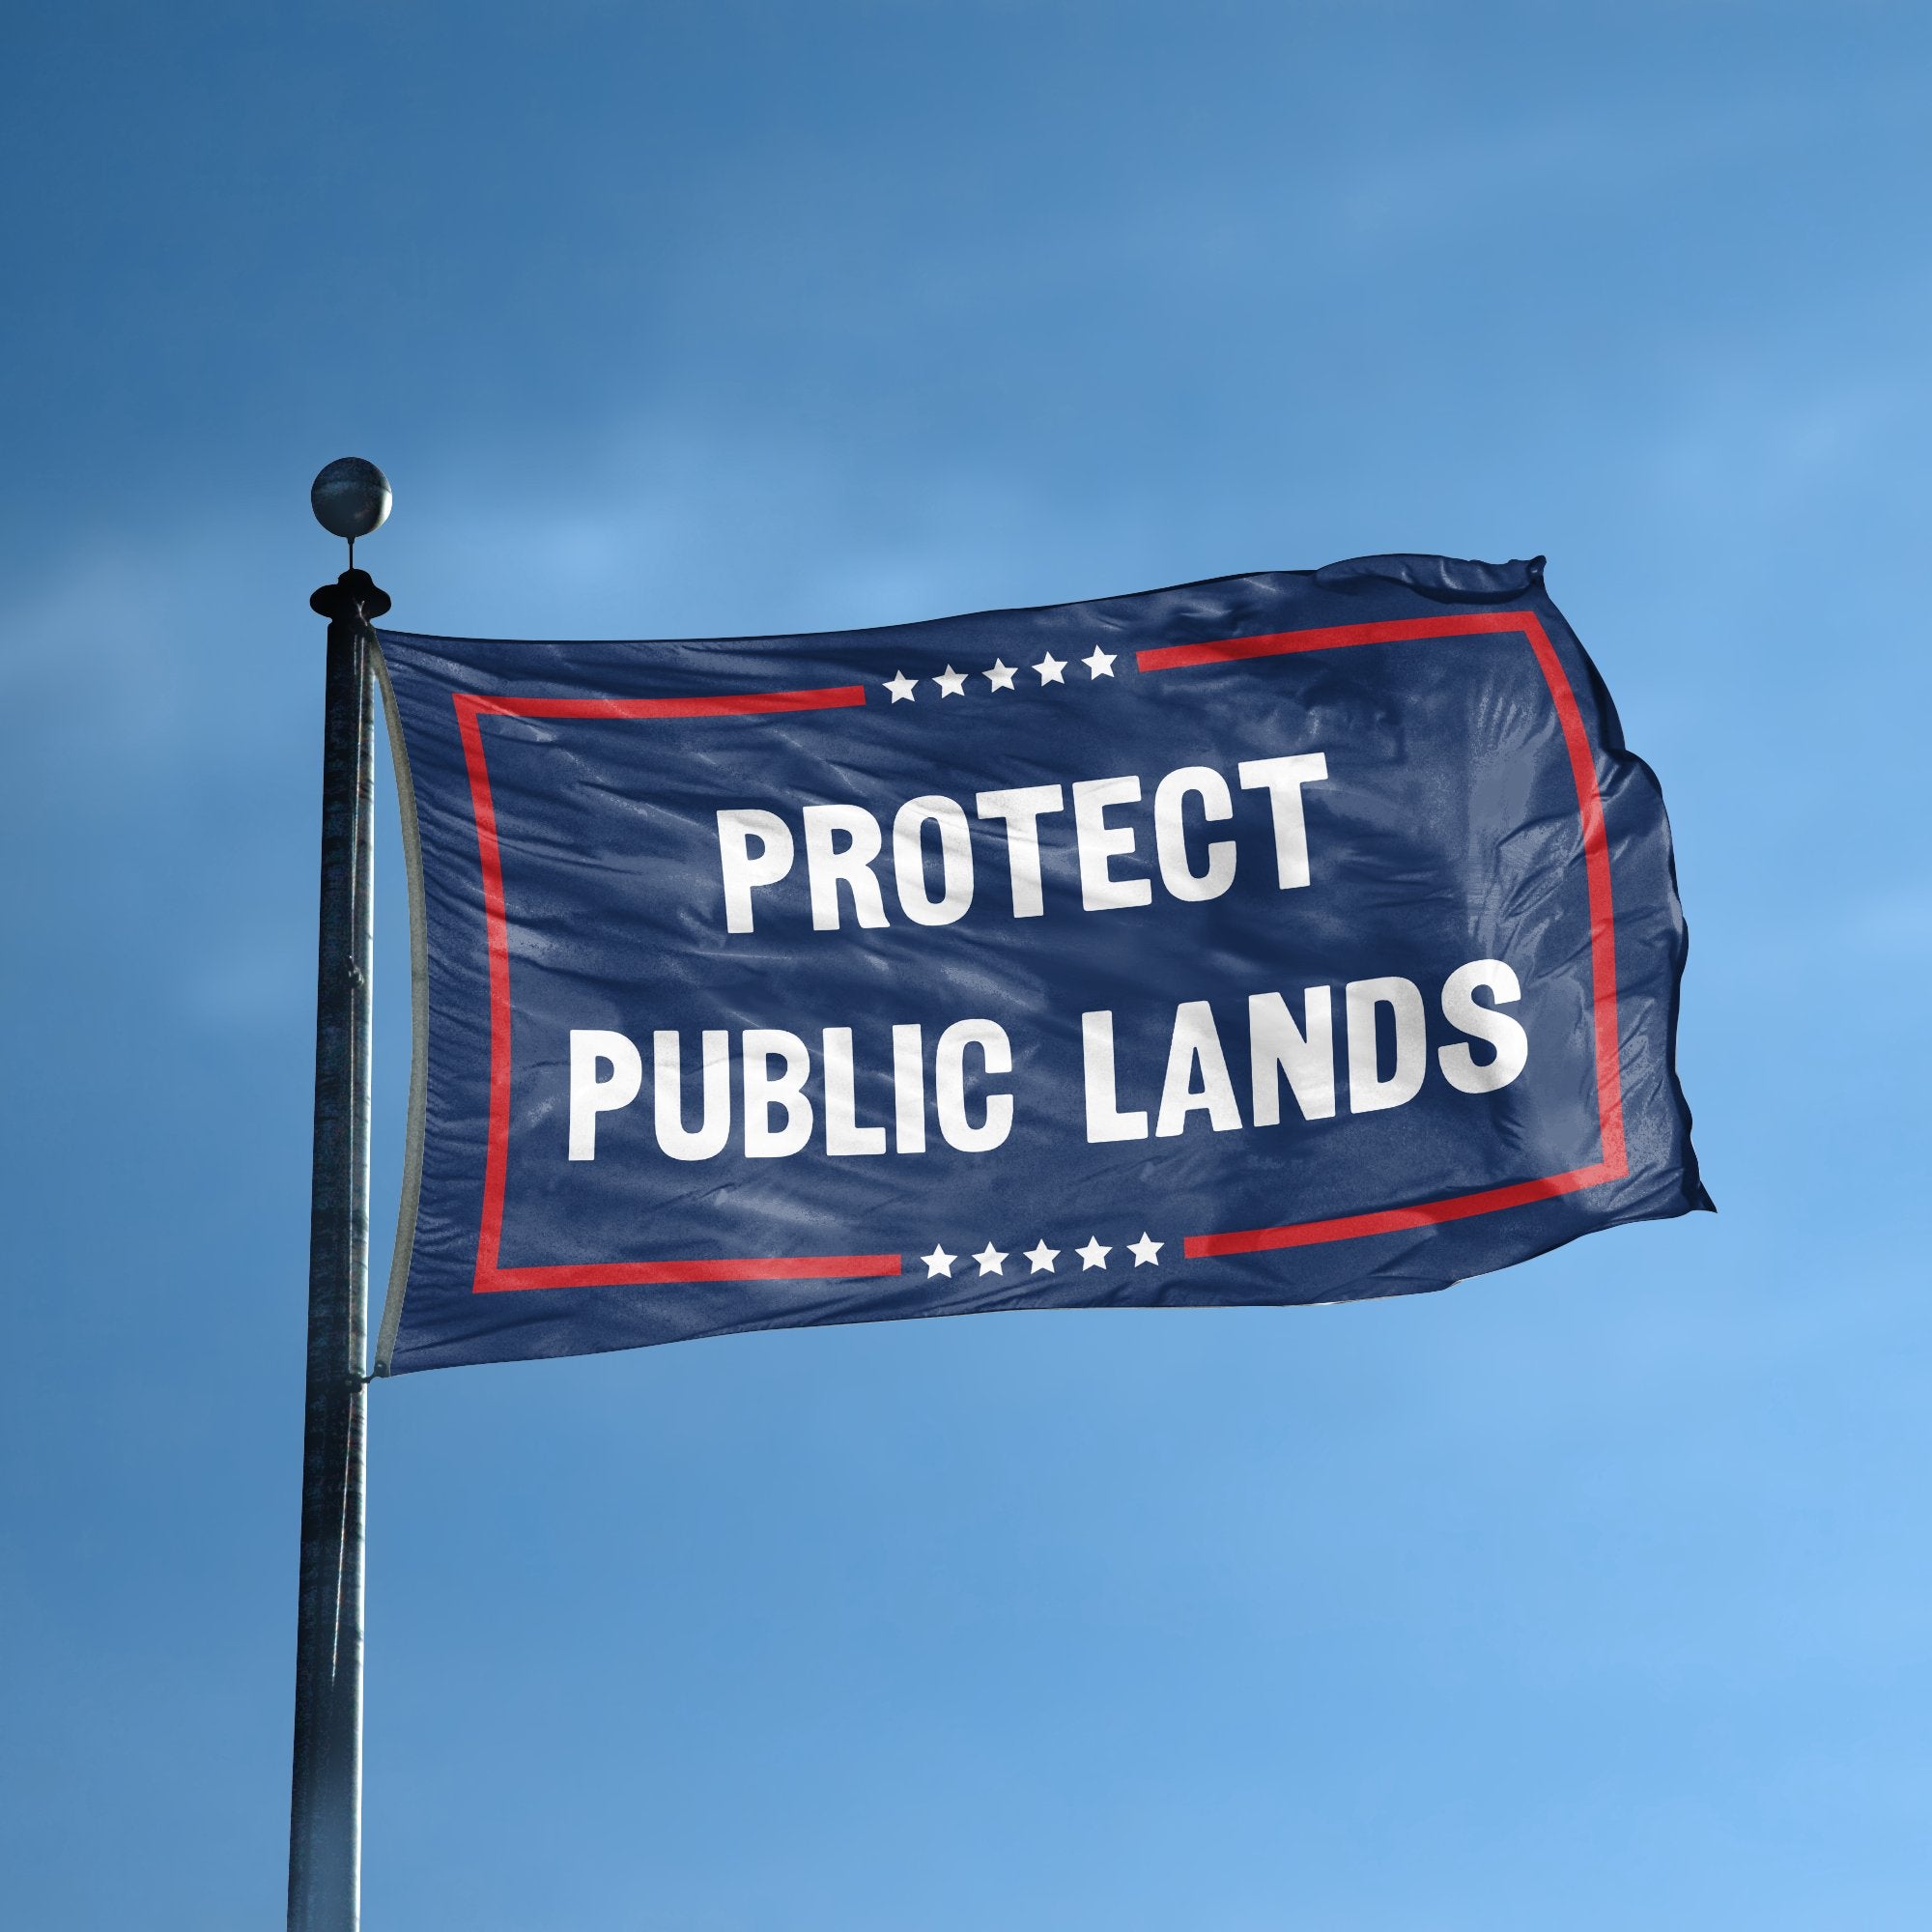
[311,568,392,625]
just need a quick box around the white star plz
[1023,1239,1060,1274]
[884,669,918,703]
[932,665,968,697]
[1075,1236,1112,1270]
[922,1245,956,1278]
[1128,1233,1164,1267]
[973,1241,1009,1276]
[982,659,1018,692]
[1082,646,1117,679]
[1032,652,1066,685]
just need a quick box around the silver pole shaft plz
[289,572,383,1931]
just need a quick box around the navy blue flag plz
[371,554,1707,1376]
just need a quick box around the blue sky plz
[3,3,1929,1926]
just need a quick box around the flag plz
[371,554,1707,1375]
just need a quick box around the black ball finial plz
[310,457,392,542]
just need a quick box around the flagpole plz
[290,461,391,1932]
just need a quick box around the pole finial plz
[310,458,392,567]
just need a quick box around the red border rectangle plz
[452,611,1626,1293]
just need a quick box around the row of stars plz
[919,1233,1164,1279]
[883,648,1118,702]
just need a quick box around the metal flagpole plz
[290,459,392,1932]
